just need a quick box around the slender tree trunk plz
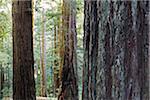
[0,40,4,99]
[57,21,63,89]
[83,1,149,100]
[53,25,59,96]
[41,8,47,97]
[59,0,78,100]
[12,0,36,99]
[0,64,4,99]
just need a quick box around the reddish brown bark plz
[12,0,36,99]
[59,0,78,100]
[83,1,149,100]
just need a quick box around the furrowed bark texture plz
[12,0,36,100]
[82,1,98,100]
[83,1,149,100]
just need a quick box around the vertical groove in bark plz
[12,1,36,100]
[90,1,98,100]
[136,1,149,99]
[148,1,150,98]
[82,1,90,100]
[104,22,112,100]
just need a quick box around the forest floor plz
[2,95,82,100]
[2,97,57,100]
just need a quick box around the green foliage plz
[0,0,11,39]
[0,0,12,98]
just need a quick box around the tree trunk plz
[59,0,78,100]
[53,25,60,96]
[83,1,149,100]
[0,64,4,99]
[12,0,36,100]
[41,8,47,97]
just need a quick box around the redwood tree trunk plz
[83,1,149,100]
[12,0,36,99]
[59,0,78,100]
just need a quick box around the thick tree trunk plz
[59,0,78,100]
[12,0,36,100]
[83,1,149,100]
